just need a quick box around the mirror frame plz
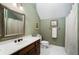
[4,8,25,37]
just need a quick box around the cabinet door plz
[35,40,40,55]
[27,48,36,55]
[18,44,35,55]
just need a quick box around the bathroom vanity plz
[12,39,40,55]
[0,35,41,55]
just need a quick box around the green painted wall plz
[23,4,40,35]
[40,18,65,47]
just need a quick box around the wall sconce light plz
[12,3,24,11]
[12,3,17,7]
[19,5,23,11]
[17,3,24,11]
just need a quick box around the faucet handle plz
[14,40,17,43]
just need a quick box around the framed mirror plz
[4,8,25,37]
[0,6,4,38]
[0,17,2,37]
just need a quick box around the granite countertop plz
[0,35,42,55]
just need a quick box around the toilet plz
[41,40,49,48]
[37,34,49,48]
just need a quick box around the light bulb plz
[19,6,23,11]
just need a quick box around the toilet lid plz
[41,41,49,44]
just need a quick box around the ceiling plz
[36,3,73,19]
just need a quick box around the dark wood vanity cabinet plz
[12,39,40,55]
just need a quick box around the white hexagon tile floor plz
[40,44,67,55]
